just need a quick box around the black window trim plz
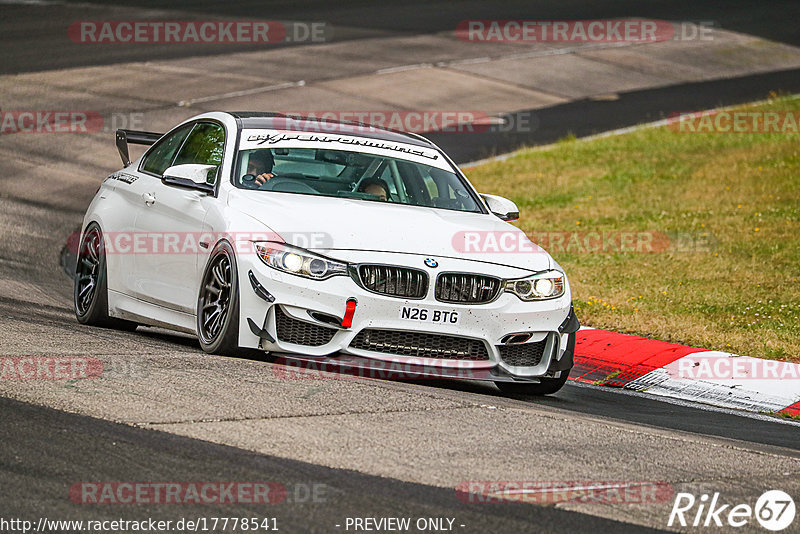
[138,121,195,178]
[139,119,228,197]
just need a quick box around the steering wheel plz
[241,172,292,189]
[241,173,262,189]
[262,177,319,194]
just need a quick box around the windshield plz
[233,147,482,213]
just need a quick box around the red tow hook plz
[341,298,357,328]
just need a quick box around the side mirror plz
[480,194,519,221]
[163,164,216,193]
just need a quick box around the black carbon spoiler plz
[116,129,163,167]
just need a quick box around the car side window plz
[173,123,226,182]
[140,123,194,176]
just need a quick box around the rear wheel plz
[74,223,137,331]
[197,241,241,355]
[496,369,571,396]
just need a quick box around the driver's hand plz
[255,173,274,186]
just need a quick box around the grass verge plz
[466,95,800,362]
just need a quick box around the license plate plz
[399,306,460,325]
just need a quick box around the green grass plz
[465,95,800,362]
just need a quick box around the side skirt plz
[108,290,196,335]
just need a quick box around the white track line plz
[177,80,306,107]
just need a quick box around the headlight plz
[254,242,348,280]
[505,270,565,301]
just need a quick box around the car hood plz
[228,190,552,273]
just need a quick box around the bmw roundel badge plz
[424,258,438,268]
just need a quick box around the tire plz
[496,369,571,396]
[197,241,241,355]
[74,223,137,331]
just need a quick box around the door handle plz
[142,192,156,206]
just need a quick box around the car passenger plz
[357,177,390,201]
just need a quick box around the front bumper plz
[237,250,576,380]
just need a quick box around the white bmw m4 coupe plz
[74,112,579,395]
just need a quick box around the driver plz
[246,150,275,186]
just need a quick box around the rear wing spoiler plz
[116,129,163,167]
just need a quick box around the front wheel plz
[197,241,241,355]
[496,370,571,396]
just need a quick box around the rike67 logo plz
[669,490,796,531]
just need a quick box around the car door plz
[110,122,194,299]
[132,121,225,314]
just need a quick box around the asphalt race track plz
[1,397,663,534]
[1,2,799,533]
[3,0,799,74]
